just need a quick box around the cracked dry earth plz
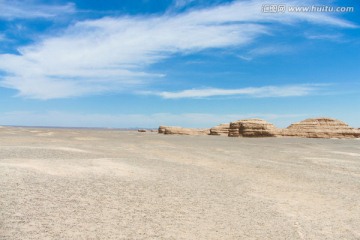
[1,127,360,239]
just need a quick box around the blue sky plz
[0,0,359,128]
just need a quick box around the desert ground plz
[1,126,360,239]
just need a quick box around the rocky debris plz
[283,118,360,139]
[158,126,210,135]
[228,119,280,137]
[137,129,147,133]
[210,123,230,136]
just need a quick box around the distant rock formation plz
[210,123,230,136]
[137,129,147,132]
[158,126,210,135]
[158,126,167,134]
[228,119,280,137]
[283,118,360,139]
[158,117,360,139]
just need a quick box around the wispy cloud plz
[0,0,355,99]
[173,0,196,9]
[305,33,343,41]
[239,45,294,61]
[142,84,322,99]
[0,111,307,128]
[0,0,75,20]
[0,33,6,41]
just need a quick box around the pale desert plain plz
[1,126,360,240]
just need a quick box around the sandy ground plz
[1,127,360,239]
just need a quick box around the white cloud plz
[142,84,321,99]
[305,33,343,41]
[0,0,355,99]
[0,0,75,20]
[173,0,196,9]
[238,45,294,61]
[0,111,307,128]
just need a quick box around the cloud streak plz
[238,45,294,61]
[0,0,355,99]
[142,84,321,99]
[0,0,75,20]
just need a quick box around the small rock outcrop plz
[159,126,210,135]
[138,129,146,132]
[228,119,280,137]
[283,118,360,139]
[158,126,167,134]
[210,123,230,136]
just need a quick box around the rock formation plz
[158,117,360,139]
[159,126,210,135]
[228,119,280,137]
[209,123,230,136]
[158,126,167,134]
[137,129,146,132]
[283,118,360,139]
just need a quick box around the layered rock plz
[283,118,360,139]
[159,126,210,135]
[158,117,360,139]
[210,123,230,136]
[228,119,280,137]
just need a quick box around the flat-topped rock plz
[283,117,360,139]
[229,119,280,137]
[159,126,210,135]
[210,123,230,136]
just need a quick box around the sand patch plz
[0,158,148,177]
[0,146,90,153]
[74,137,102,141]
[303,157,355,163]
[49,146,90,153]
[331,151,360,157]
[36,132,54,136]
